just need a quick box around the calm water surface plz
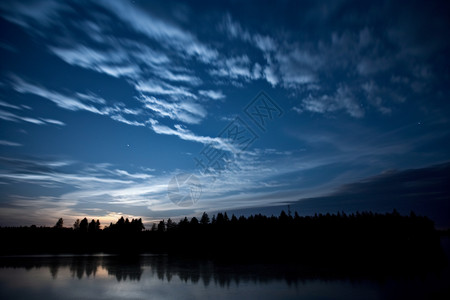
[0,238,449,300]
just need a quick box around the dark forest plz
[0,210,446,277]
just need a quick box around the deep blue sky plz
[0,0,449,227]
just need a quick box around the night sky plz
[0,0,449,228]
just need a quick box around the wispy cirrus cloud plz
[110,114,145,127]
[135,79,197,100]
[155,69,202,86]
[50,45,141,79]
[41,118,65,126]
[0,144,360,225]
[0,157,133,188]
[140,95,206,125]
[147,119,234,151]
[0,0,70,29]
[0,108,38,123]
[97,0,218,63]
[0,108,65,126]
[210,55,261,83]
[1,0,214,126]
[0,140,22,147]
[11,77,106,114]
[0,100,22,110]
[114,169,153,180]
[219,14,320,89]
[7,74,232,151]
[199,90,226,100]
[295,86,364,118]
[1,114,447,225]
[274,48,320,87]
[0,156,166,225]
[49,39,171,81]
[221,13,277,53]
[7,76,229,149]
[2,0,448,123]
[10,77,142,126]
[217,10,447,119]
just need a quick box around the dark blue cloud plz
[229,162,450,228]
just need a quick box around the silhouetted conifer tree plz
[190,217,199,226]
[79,218,88,233]
[88,219,99,232]
[200,212,210,225]
[54,218,64,229]
[166,218,176,231]
[157,220,165,232]
[73,219,80,230]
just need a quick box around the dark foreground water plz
[0,238,449,300]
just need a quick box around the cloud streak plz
[199,90,226,101]
[11,77,106,114]
[98,0,218,63]
[0,108,65,126]
[140,95,206,125]
[296,86,364,118]
[7,76,229,150]
[0,140,22,147]
[147,119,234,151]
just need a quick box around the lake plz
[0,238,449,300]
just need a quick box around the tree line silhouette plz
[0,210,445,274]
[53,216,144,233]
